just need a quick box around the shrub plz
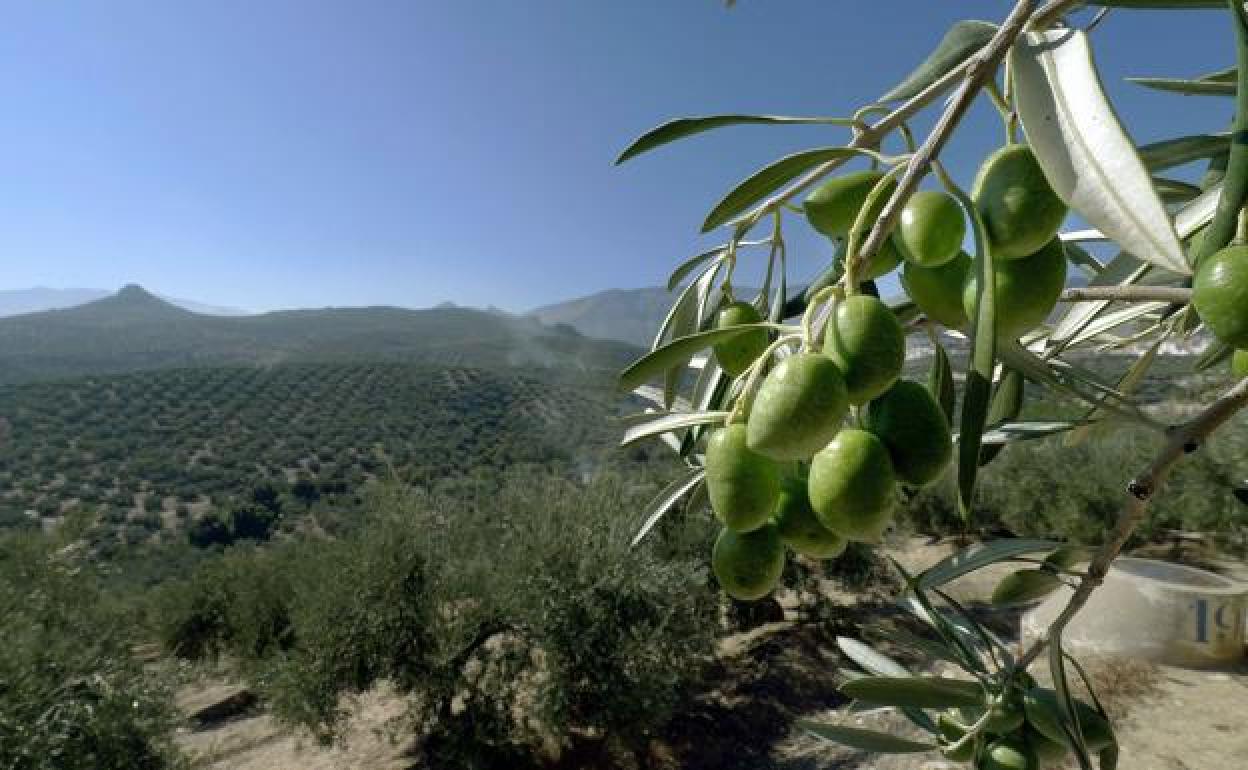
[0,533,180,769]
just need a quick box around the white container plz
[1022,557,1247,668]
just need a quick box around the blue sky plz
[0,1,1232,312]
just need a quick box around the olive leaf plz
[1066,339,1160,446]
[1138,133,1229,172]
[1153,176,1203,203]
[927,340,956,426]
[979,368,1024,466]
[837,637,910,677]
[702,147,861,232]
[1011,29,1190,275]
[619,323,779,392]
[797,722,936,754]
[630,468,706,548]
[977,420,1086,445]
[1086,0,1224,7]
[919,539,1061,590]
[945,183,994,519]
[878,20,998,102]
[840,676,985,710]
[1127,76,1235,96]
[615,115,851,165]
[620,411,731,447]
[1196,339,1233,371]
[666,245,727,292]
[1050,638,1096,770]
[1062,240,1106,274]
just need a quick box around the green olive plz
[896,190,966,268]
[711,523,785,601]
[981,736,1038,770]
[804,170,897,238]
[1193,245,1248,349]
[773,476,847,559]
[706,424,780,533]
[865,380,953,487]
[807,429,896,542]
[902,251,971,329]
[973,144,1068,260]
[963,237,1067,341]
[713,301,769,377]
[824,295,906,405]
[746,353,849,461]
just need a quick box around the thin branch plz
[1030,0,1088,31]
[1016,375,1248,670]
[1059,286,1192,303]
[851,0,1037,283]
[731,49,979,232]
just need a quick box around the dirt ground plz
[173,537,1248,769]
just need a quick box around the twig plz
[851,0,1037,283]
[1016,375,1248,670]
[1059,286,1192,303]
[731,48,980,232]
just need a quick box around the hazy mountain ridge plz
[0,286,250,317]
[0,284,639,384]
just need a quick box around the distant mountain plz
[0,284,639,384]
[529,287,674,348]
[530,286,763,348]
[0,286,250,317]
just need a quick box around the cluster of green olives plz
[703,144,1071,602]
[707,292,952,600]
[807,144,1070,340]
[935,678,1114,769]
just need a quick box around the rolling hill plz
[0,284,639,384]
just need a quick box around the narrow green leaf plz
[927,340,956,426]
[1086,0,1225,8]
[1100,743,1121,770]
[1153,176,1204,203]
[620,411,731,447]
[879,20,998,102]
[630,468,706,548]
[702,147,859,232]
[1066,339,1160,446]
[837,637,910,677]
[619,323,775,392]
[978,420,1086,445]
[979,369,1024,465]
[667,246,726,291]
[797,722,936,754]
[1128,77,1235,96]
[615,115,850,165]
[919,539,1061,590]
[1051,637,1096,770]
[945,184,994,518]
[841,676,984,710]
[1062,241,1106,274]
[1196,339,1233,371]
[1138,134,1229,172]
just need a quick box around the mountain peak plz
[116,283,157,300]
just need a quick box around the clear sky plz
[0,1,1233,312]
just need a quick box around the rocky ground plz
[171,538,1248,769]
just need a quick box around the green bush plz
[153,543,294,661]
[899,422,1248,545]
[0,534,181,769]
[162,469,716,765]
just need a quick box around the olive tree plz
[613,1,1248,767]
